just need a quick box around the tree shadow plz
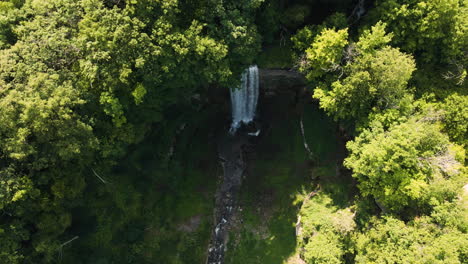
[225,98,353,263]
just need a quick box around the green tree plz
[292,12,348,52]
[368,0,468,64]
[0,0,262,261]
[0,0,23,49]
[296,22,416,123]
[345,116,465,213]
[440,94,468,151]
[298,194,355,264]
[355,216,468,264]
[297,27,348,80]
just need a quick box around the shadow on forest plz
[64,106,225,264]
[64,89,353,264]
[225,94,353,264]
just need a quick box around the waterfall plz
[229,65,259,133]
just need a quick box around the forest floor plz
[64,86,355,264]
[64,106,223,263]
[224,97,355,264]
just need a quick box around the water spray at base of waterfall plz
[248,130,261,137]
[229,65,259,134]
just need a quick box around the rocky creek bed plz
[206,134,249,264]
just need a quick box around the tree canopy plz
[296,22,416,124]
[0,0,467,263]
[0,0,262,261]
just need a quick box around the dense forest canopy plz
[0,0,466,263]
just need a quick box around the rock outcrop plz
[259,69,308,97]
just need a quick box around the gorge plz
[207,67,329,263]
[208,65,260,263]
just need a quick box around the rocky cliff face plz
[259,69,308,97]
[205,69,311,124]
[258,69,311,117]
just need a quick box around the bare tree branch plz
[92,168,107,184]
[60,236,79,248]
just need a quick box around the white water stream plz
[229,65,259,133]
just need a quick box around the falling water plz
[229,65,259,133]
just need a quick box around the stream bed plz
[206,135,248,264]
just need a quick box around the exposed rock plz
[206,134,248,264]
[259,69,308,97]
[205,68,310,263]
[207,69,309,107]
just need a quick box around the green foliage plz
[315,46,415,123]
[60,106,220,263]
[292,12,348,52]
[299,27,348,79]
[368,0,468,64]
[226,102,341,264]
[298,195,355,264]
[355,216,468,264]
[254,0,281,45]
[256,43,294,68]
[355,21,393,53]
[0,0,21,49]
[0,0,262,261]
[441,94,468,150]
[301,22,416,123]
[345,117,464,213]
[303,232,343,264]
[0,0,467,262]
[431,197,468,232]
[282,4,311,29]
